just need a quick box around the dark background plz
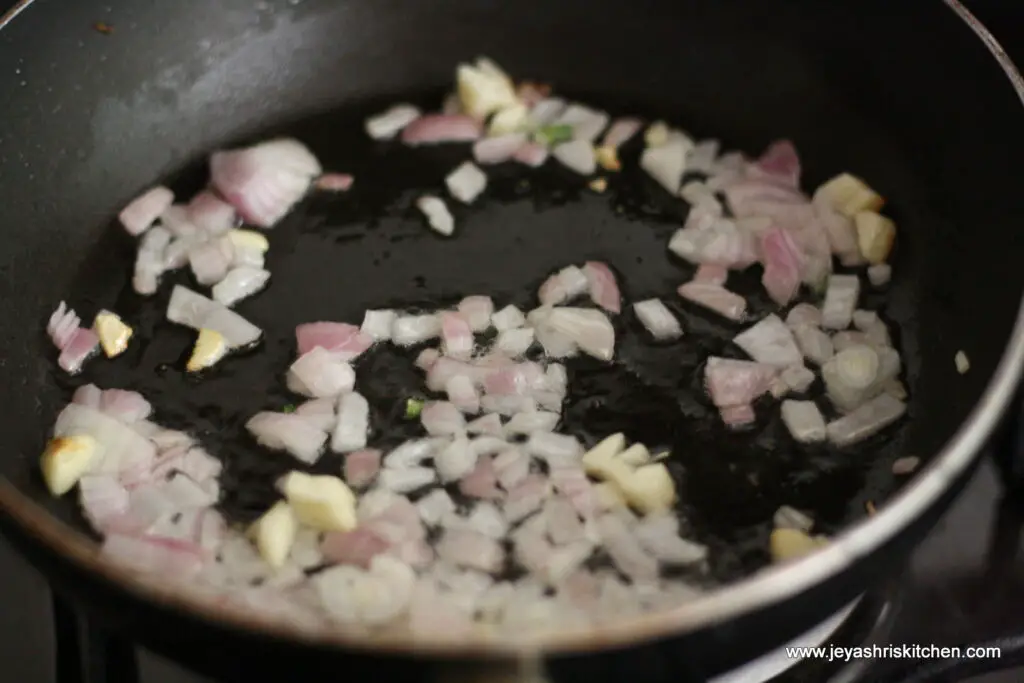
[0,1,1022,682]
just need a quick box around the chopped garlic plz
[645,121,670,147]
[488,103,529,135]
[618,443,651,467]
[854,211,896,264]
[281,471,357,532]
[40,435,99,496]
[955,350,970,374]
[186,328,228,372]
[582,433,627,478]
[816,173,884,217]
[770,528,828,563]
[251,501,298,569]
[595,145,621,171]
[456,57,518,119]
[620,463,676,514]
[227,229,270,253]
[93,310,133,358]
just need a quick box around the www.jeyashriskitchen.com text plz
[786,644,1002,663]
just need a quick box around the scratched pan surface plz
[0,0,1022,657]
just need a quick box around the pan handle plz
[434,654,550,683]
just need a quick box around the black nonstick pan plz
[1,0,1024,682]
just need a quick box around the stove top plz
[4,1,1024,682]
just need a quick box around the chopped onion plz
[245,412,327,464]
[57,328,99,375]
[733,315,803,368]
[466,413,503,436]
[379,466,437,493]
[553,104,610,143]
[445,161,488,204]
[491,304,526,332]
[186,191,238,235]
[826,394,907,447]
[525,432,582,467]
[955,350,970,374]
[892,456,921,475]
[166,285,261,348]
[601,117,643,149]
[421,401,466,436]
[331,392,370,453]
[391,314,441,346]
[513,141,549,168]
[503,475,551,523]
[820,274,861,330]
[493,448,530,490]
[211,267,270,307]
[496,328,535,357]
[436,435,478,482]
[786,303,823,329]
[445,374,481,414]
[473,133,528,165]
[439,311,475,359]
[529,98,567,128]
[293,397,337,431]
[188,239,232,286]
[343,449,382,489]
[677,282,747,322]
[365,104,421,140]
[780,400,827,443]
[134,226,172,295]
[686,139,720,174]
[867,264,892,288]
[360,309,396,341]
[641,133,691,195]
[436,529,504,574]
[582,261,621,314]
[384,439,437,469]
[595,513,658,583]
[704,357,776,408]
[287,348,355,398]
[552,140,596,175]
[545,307,615,361]
[119,186,174,236]
[98,389,152,424]
[401,114,482,145]
[633,299,683,341]
[295,321,372,360]
[210,138,321,228]
[634,512,708,565]
[780,364,816,393]
[314,173,355,192]
[539,265,590,306]
[416,195,455,236]
[774,505,814,532]
[417,489,456,527]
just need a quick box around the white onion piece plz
[821,274,861,330]
[391,314,441,346]
[703,357,777,408]
[473,133,528,165]
[166,285,261,348]
[457,296,494,333]
[794,324,835,367]
[546,307,615,361]
[439,311,474,359]
[780,365,816,393]
[79,474,130,529]
[835,345,880,389]
[786,303,823,329]
[54,403,157,476]
[504,411,559,436]
[134,226,172,295]
[634,513,708,565]
[421,401,466,436]
[365,104,421,140]
[686,139,720,174]
[513,141,549,168]
[539,266,590,307]
[496,328,535,357]
[821,344,896,413]
[415,348,440,372]
[552,140,596,175]
[491,305,526,332]
[417,488,456,527]
[159,205,199,238]
[553,104,609,143]
[781,400,827,443]
[72,384,102,409]
[601,117,643,149]
[445,162,488,205]
[401,114,483,145]
[445,375,481,414]
[416,196,455,237]
[827,394,907,447]
[47,301,81,350]
[641,133,692,195]
[294,397,337,432]
[525,432,582,466]
[332,392,370,453]
[210,138,321,229]
[211,267,269,307]
[187,191,238,236]
[677,282,747,322]
[436,435,478,482]
[529,98,567,128]
[466,413,503,436]
[287,348,355,398]
[532,319,579,360]
[384,439,437,469]
[436,528,504,574]
[245,412,326,464]
[231,243,265,269]
[733,315,803,368]
[595,513,658,583]
[481,394,537,416]
[360,309,396,341]
[380,466,436,493]
[102,533,204,579]
[868,264,892,288]
[98,389,152,424]
[120,186,174,236]
[679,181,721,214]
[493,448,530,490]
[667,218,758,268]
[187,239,232,286]
[633,299,683,341]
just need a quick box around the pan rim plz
[0,0,1022,659]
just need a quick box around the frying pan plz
[1,0,1023,681]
